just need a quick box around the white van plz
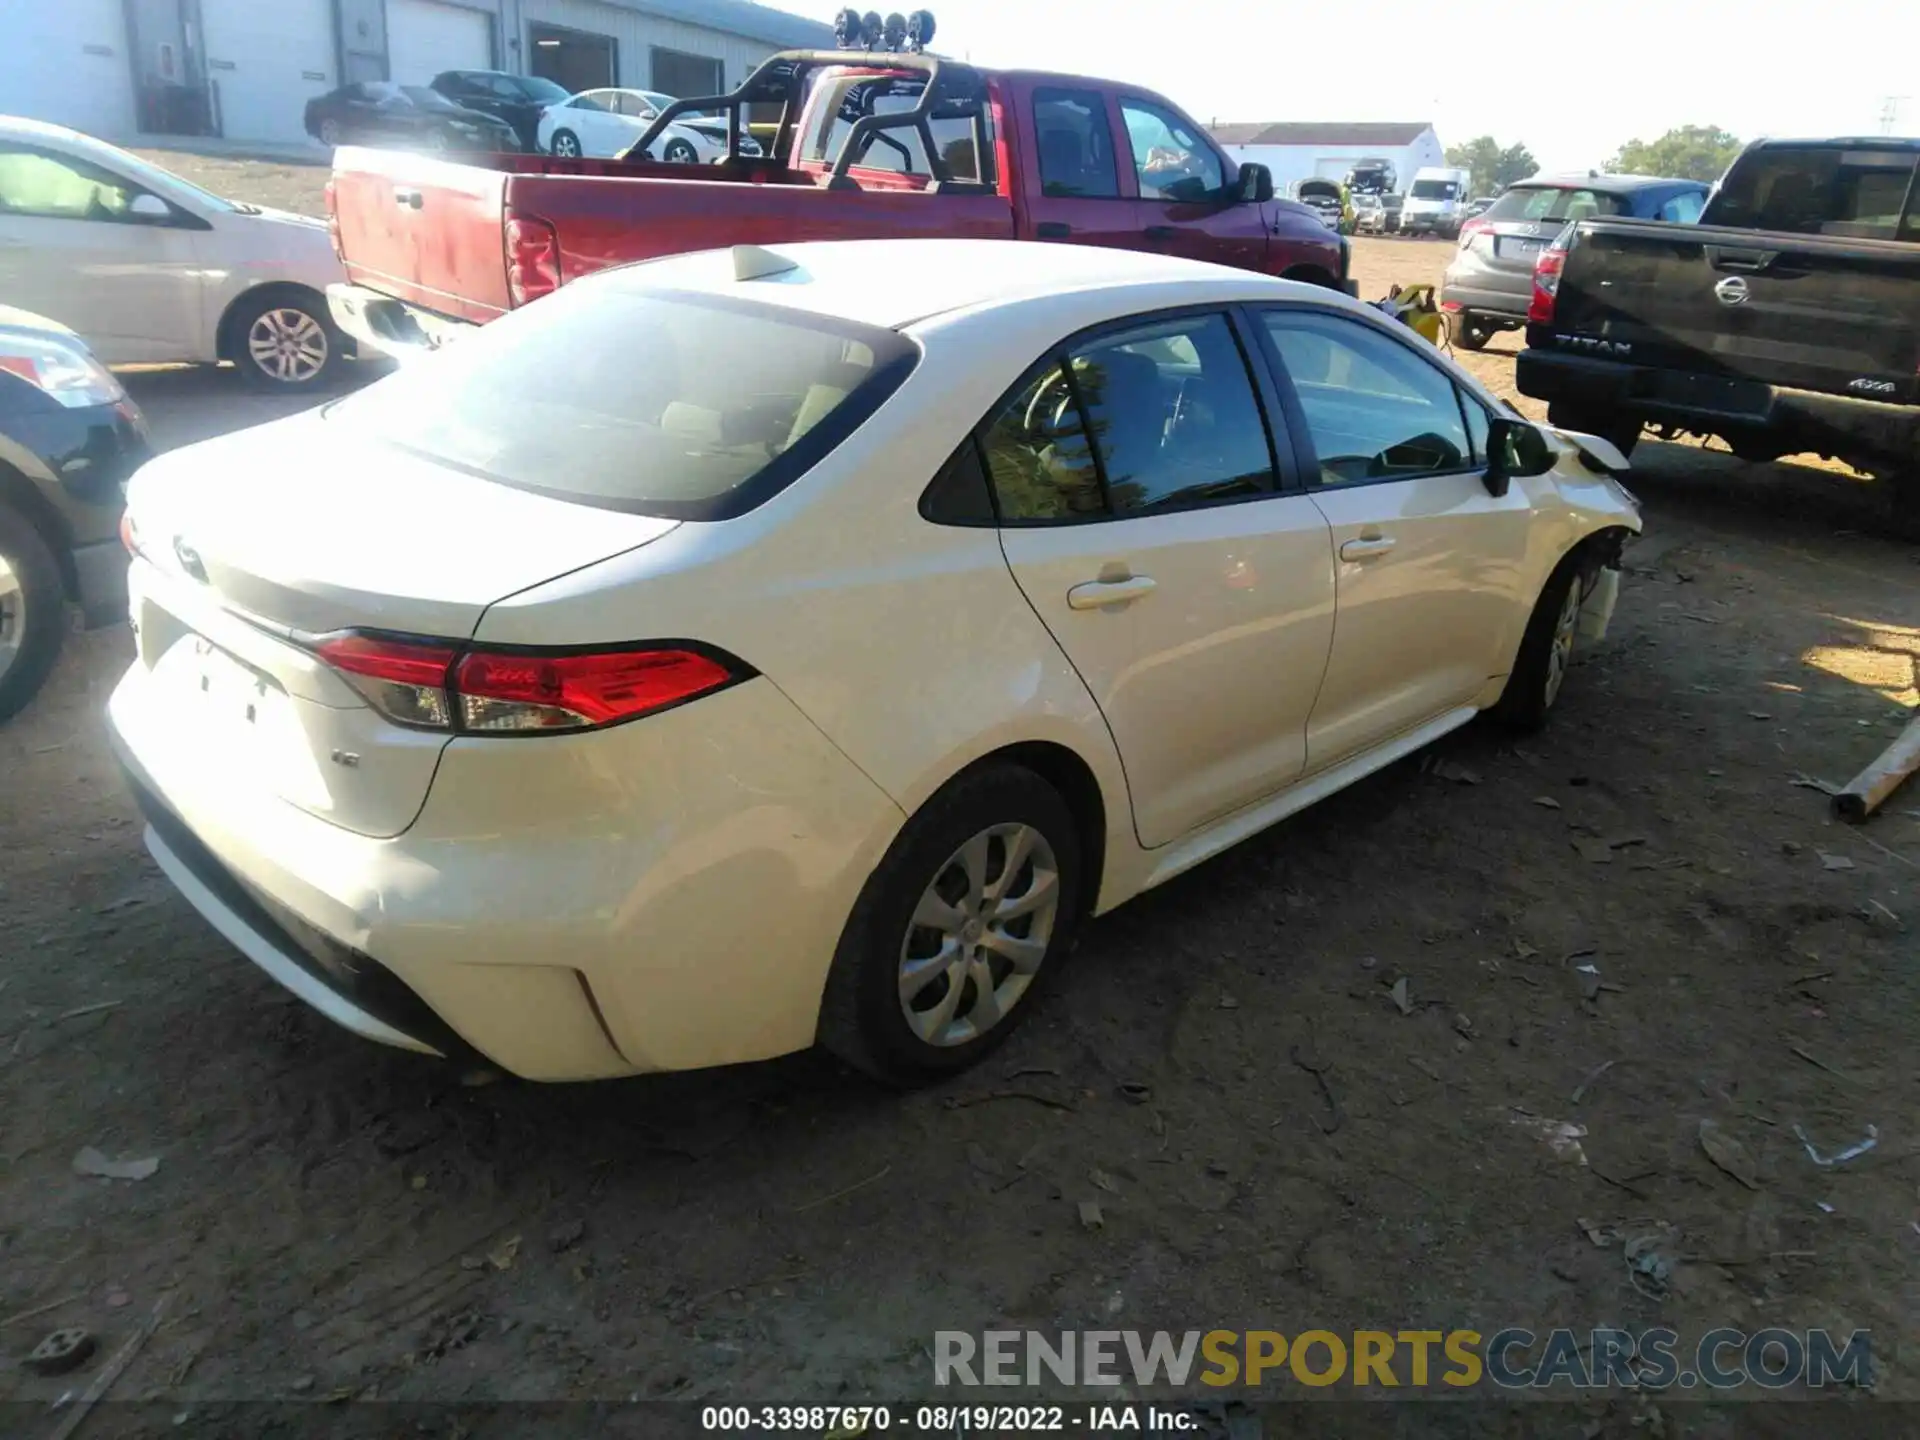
[1402,166,1472,237]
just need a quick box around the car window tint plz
[1119,98,1222,203]
[572,91,613,112]
[614,92,654,118]
[1459,389,1492,464]
[1072,314,1272,513]
[327,285,916,519]
[1486,186,1627,223]
[1261,312,1471,486]
[0,145,140,221]
[979,359,1108,521]
[920,436,996,525]
[1657,190,1705,223]
[1033,87,1119,198]
[1710,146,1918,239]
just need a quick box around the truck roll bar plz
[618,47,992,193]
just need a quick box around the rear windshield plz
[327,284,918,520]
[1707,145,1920,240]
[1486,186,1628,223]
[1410,179,1460,200]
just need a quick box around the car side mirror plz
[1484,417,1555,496]
[128,193,172,222]
[1238,162,1274,204]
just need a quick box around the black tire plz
[663,137,699,165]
[1451,311,1491,351]
[1547,402,1640,459]
[0,502,68,724]
[1491,547,1597,732]
[818,764,1085,1086]
[550,129,581,158]
[227,289,344,393]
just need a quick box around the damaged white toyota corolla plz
[109,238,1641,1085]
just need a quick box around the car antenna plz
[733,244,799,281]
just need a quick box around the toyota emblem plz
[1714,276,1750,307]
[172,536,208,582]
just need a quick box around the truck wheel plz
[1451,311,1491,351]
[0,502,68,724]
[1547,403,1640,460]
[550,130,581,158]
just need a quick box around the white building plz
[1209,121,1445,195]
[0,0,833,149]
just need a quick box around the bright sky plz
[903,0,1912,171]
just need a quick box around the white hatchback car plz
[0,117,349,389]
[536,88,760,162]
[109,239,1640,1085]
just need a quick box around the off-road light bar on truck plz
[311,632,750,735]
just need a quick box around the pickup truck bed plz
[1516,137,1920,534]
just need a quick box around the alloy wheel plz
[553,133,580,157]
[1544,581,1582,708]
[0,553,24,685]
[897,823,1060,1048]
[246,308,329,385]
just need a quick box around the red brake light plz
[1457,216,1492,247]
[1528,239,1568,325]
[504,209,561,306]
[119,510,139,556]
[454,648,734,732]
[323,178,342,261]
[310,632,741,734]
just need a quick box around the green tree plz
[1606,125,1743,183]
[1444,137,1540,197]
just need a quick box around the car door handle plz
[1339,536,1397,561]
[1036,221,1072,239]
[1066,575,1157,610]
[394,187,423,210]
[1144,225,1178,241]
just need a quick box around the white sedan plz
[536,87,761,162]
[0,117,349,389]
[109,239,1640,1086]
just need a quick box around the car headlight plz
[0,327,124,409]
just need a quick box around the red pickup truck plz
[325,47,1351,354]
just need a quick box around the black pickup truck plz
[1516,137,1920,535]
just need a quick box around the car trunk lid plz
[124,412,677,837]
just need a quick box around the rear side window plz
[799,74,995,184]
[1033,87,1119,199]
[1485,186,1627,224]
[327,284,918,521]
[1656,190,1705,223]
[1708,146,1919,240]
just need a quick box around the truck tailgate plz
[331,146,512,324]
[1554,220,1920,403]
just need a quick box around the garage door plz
[0,0,135,138]
[388,0,495,86]
[200,0,337,146]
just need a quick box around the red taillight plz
[455,648,734,731]
[1528,240,1568,324]
[119,510,139,556]
[323,178,342,261]
[1457,217,1492,248]
[504,209,561,306]
[311,632,740,734]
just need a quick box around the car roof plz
[1515,172,1706,192]
[598,238,1343,331]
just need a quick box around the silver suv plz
[1441,174,1708,349]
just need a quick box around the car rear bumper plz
[107,654,903,1081]
[327,283,477,360]
[1438,267,1531,321]
[1516,348,1920,461]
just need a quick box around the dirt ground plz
[2,157,1918,1429]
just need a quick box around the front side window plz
[613,91,656,119]
[1260,311,1472,486]
[326,282,917,520]
[1032,87,1119,198]
[981,312,1274,521]
[1119,98,1223,203]
[0,145,144,222]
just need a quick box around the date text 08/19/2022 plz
[700,1405,1196,1432]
